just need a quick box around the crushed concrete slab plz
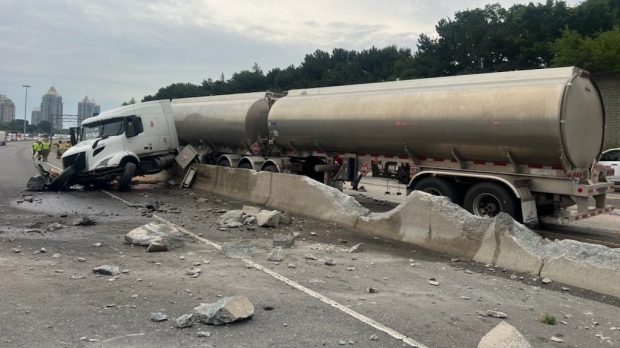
[478,321,532,348]
[222,242,253,259]
[267,247,284,262]
[273,234,295,248]
[257,210,280,227]
[218,210,244,227]
[175,313,194,328]
[151,313,168,322]
[125,222,185,252]
[193,296,254,325]
[242,205,261,217]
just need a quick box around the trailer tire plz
[48,165,76,191]
[464,182,516,218]
[262,164,279,173]
[218,159,231,167]
[116,162,136,191]
[239,163,253,170]
[412,177,458,203]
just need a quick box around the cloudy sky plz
[1,0,582,125]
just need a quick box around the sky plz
[1,0,583,127]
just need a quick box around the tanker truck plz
[172,66,614,224]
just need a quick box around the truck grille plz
[63,152,87,171]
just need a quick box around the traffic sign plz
[359,161,370,175]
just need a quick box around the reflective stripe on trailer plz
[572,206,614,221]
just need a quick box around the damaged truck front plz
[49,100,179,191]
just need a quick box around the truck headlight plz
[95,158,112,169]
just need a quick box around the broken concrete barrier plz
[213,166,271,205]
[266,174,369,228]
[193,296,254,325]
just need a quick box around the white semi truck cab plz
[51,100,179,191]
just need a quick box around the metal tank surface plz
[172,92,272,151]
[268,67,604,169]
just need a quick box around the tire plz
[262,164,279,173]
[218,159,231,167]
[116,162,136,191]
[412,177,458,203]
[463,182,516,218]
[48,165,76,191]
[239,162,253,170]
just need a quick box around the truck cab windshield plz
[82,118,125,141]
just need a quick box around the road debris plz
[193,296,254,325]
[125,222,185,252]
[92,265,120,276]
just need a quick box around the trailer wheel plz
[116,162,136,191]
[48,165,76,191]
[412,177,458,203]
[262,164,279,173]
[239,163,253,170]
[463,182,516,218]
[218,159,231,167]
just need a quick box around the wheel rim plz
[472,193,502,217]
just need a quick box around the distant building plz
[31,107,41,126]
[77,95,101,126]
[40,86,63,130]
[0,94,16,123]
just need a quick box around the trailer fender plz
[217,154,242,167]
[238,156,266,170]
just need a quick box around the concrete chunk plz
[478,321,532,348]
[257,210,280,227]
[125,222,185,252]
[193,296,254,325]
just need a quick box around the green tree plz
[38,120,52,134]
[552,26,620,72]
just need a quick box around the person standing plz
[41,138,51,162]
[56,140,64,159]
[33,140,43,161]
[31,141,38,159]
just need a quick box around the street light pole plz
[23,84,30,139]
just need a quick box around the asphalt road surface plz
[1,140,620,348]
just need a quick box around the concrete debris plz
[39,248,48,253]
[348,243,363,253]
[46,223,64,232]
[150,313,168,322]
[273,234,295,248]
[11,248,21,253]
[193,296,254,325]
[243,216,257,225]
[218,210,244,227]
[175,313,194,328]
[257,210,280,227]
[542,277,552,284]
[267,247,284,262]
[222,242,253,259]
[92,265,120,276]
[325,258,336,266]
[72,216,96,226]
[242,205,261,217]
[550,336,564,343]
[125,222,185,252]
[367,287,378,293]
[186,268,202,277]
[277,211,292,225]
[92,242,103,247]
[428,280,440,286]
[196,198,208,204]
[197,331,212,337]
[224,221,243,228]
[22,195,34,202]
[478,310,508,319]
[304,254,318,260]
[369,334,379,341]
[478,321,532,348]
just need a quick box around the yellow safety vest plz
[33,143,42,151]
[42,141,51,150]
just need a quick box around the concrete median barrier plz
[540,240,620,297]
[188,164,620,297]
[212,166,272,205]
[265,173,369,228]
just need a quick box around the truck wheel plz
[239,162,253,169]
[218,159,231,167]
[464,182,516,218]
[412,177,458,203]
[48,165,76,191]
[262,164,279,172]
[116,162,136,191]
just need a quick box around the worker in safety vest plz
[41,138,51,162]
[33,140,43,161]
[56,140,64,159]
[64,140,72,151]
[31,141,38,159]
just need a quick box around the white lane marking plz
[101,189,427,348]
